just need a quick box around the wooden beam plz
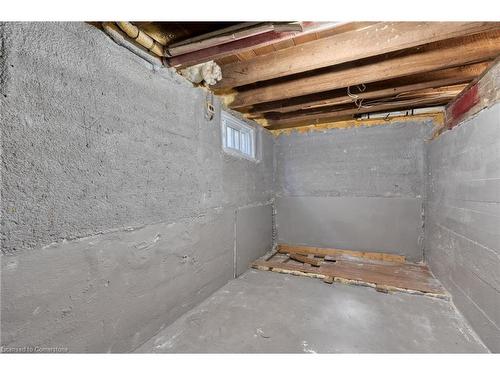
[277,244,406,263]
[168,30,298,68]
[243,62,489,114]
[215,22,500,89]
[265,85,465,121]
[287,253,323,267]
[167,22,349,68]
[247,75,479,116]
[166,23,306,57]
[266,95,458,130]
[443,58,500,131]
[227,31,500,108]
[269,112,445,136]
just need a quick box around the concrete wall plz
[274,120,432,261]
[425,102,500,352]
[235,204,273,277]
[0,22,274,352]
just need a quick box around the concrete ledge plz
[276,196,423,261]
[1,209,234,352]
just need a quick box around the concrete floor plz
[136,270,488,353]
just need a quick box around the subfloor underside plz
[136,270,488,353]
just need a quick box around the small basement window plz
[221,111,256,160]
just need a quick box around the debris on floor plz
[252,244,447,298]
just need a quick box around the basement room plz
[1,1,499,368]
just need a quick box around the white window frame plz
[221,111,256,161]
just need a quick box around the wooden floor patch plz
[252,244,447,298]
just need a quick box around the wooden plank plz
[216,55,240,66]
[272,38,295,51]
[215,22,500,89]
[278,244,406,263]
[226,31,500,108]
[321,261,445,296]
[292,32,318,46]
[167,22,340,67]
[169,23,346,68]
[252,83,469,120]
[252,258,446,296]
[444,58,500,131]
[269,112,445,137]
[323,276,334,284]
[167,23,269,55]
[243,62,490,114]
[168,30,299,67]
[247,69,484,115]
[265,94,458,130]
[236,49,257,61]
[252,259,328,279]
[265,85,463,121]
[315,22,376,39]
[252,43,276,56]
[287,253,323,267]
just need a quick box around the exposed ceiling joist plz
[227,30,500,108]
[168,30,298,67]
[101,22,499,130]
[167,22,344,68]
[245,63,489,116]
[166,23,303,57]
[214,22,500,90]
[265,84,465,123]
[265,93,461,130]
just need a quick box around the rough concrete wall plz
[274,121,432,261]
[425,103,500,352]
[0,22,274,352]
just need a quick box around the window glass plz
[221,112,256,160]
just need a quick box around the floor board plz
[253,248,447,297]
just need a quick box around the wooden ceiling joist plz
[227,30,500,109]
[245,63,489,116]
[168,30,298,67]
[266,85,465,121]
[265,89,464,130]
[167,22,347,68]
[167,23,271,57]
[116,22,499,129]
[214,22,500,90]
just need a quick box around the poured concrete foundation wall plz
[425,102,500,352]
[274,121,432,261]
[235,204,273,277]
[276,196,422,260]
[0,22,274,352]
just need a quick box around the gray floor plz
[136,270,488,353]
